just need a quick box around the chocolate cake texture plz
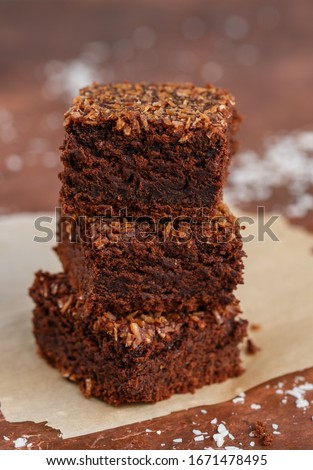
[55,202,245,318]
[30,81,247,405]
[60,82,241,218]
[30,272,247,406]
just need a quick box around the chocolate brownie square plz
[60,82,240,218]
[30,271,247,405]
[55,202,245,318]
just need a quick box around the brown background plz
[1,0,313,223]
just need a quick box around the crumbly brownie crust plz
[60,82,241,217]
[30,271,247,405]
[55,202,245,318]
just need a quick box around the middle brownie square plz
[56,202,244,319]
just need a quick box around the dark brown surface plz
[60,82,239,218]
[29,271,247,406]
[0,0,312,228]
[56,203,245,317]
[1,367,313,450]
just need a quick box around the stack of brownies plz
[30,83,248,405]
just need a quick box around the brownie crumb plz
[246,339,260,355]
[250,323,261,332]
[252,421,273,447]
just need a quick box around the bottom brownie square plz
[29,271,247,406]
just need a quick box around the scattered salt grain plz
[296,398,309,409]
[210,418,217,424]
[173,438,182,443]
[273,431,281,435]
[161,443,165,447]
[213,433,224,448]
[13,437,27,448]
[250,441,255,447]
[192,429,202,436]
[272,424,279,430]
[145,429,153,433]
[229,433,235,440]
[249,432,255,437]
[275,389,284,395]
[201,409,207,414]
[251,403,261,410]
[225,446,240,450]
[217,423,229,437]
[286,383,313,409]
[232,396,245,404]
[194,435,204,442]
[156,430,161,435]
[3,436,9,441]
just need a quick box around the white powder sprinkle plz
[286,383,313,409]
[192,429,202,435]
[210,418,217,424]
[250,441,255,447]
[225,131,313,218]
[296,398,309,409]
[13,437,27,448]
[251,403,261,410]
[213,433,224,448]
[43,59,98,99]
[194,435,204,442]
[201,409,207,414]
[173,438,182,443]
[217,423,229,437]
[232,396,245,404]
[299,383,313,391]
[272,424,279,430]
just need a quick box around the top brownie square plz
[60,82,240,218]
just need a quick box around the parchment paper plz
[0,211,312,438]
